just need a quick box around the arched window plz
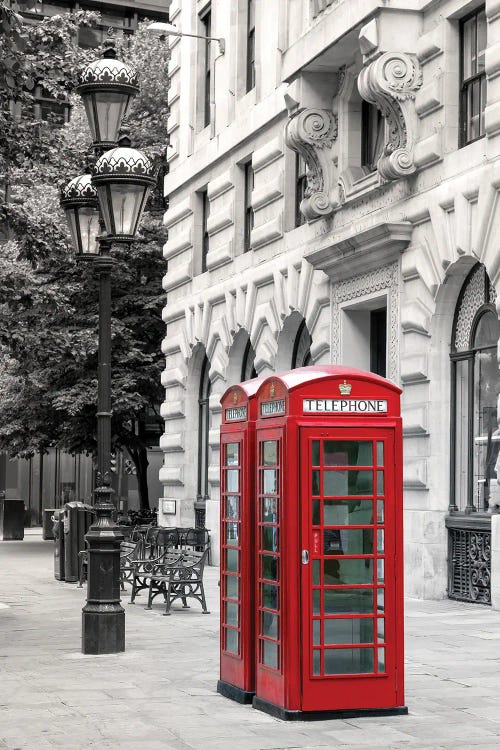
[241,336,257,381]
[291,318,312,369]
[197,355,211,508]
[450,264,500,513]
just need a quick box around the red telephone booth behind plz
[218,377,264,704]
[252,366,407,720]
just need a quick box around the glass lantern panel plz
[94,91,131,145]
[78,206,100,254]
[110,182,148,237]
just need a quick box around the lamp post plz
[60,41,156,655]
[146,21,225,55]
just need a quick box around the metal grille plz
[195,507,206,529]
[448,528,491,604]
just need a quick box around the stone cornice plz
[306,221,412,280]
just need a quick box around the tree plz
[0,9,169,510]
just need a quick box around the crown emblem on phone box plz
[338,380,352,395]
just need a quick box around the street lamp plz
[60,40,156,655]
[146,21,226,55]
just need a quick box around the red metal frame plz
[218,378,264,703]
[252,366,405,718]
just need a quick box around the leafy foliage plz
[0,6,169,508]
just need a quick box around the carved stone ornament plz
[357,52,422,181]
[285,108,337,221]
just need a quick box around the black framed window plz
[197,355,211,505]
[370,308,387,377]
[460,7,487,147]
[295,153,307,228]
[201,189,210,273]
[450,264,500,514]
[361,100,384,173]
[246,0,256,92]
[200,6,212,128]
[244,161,254,252]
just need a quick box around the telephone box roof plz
[261,365,402,394]
[221,375,266,403]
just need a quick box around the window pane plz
[263,441,277,465]
[262,583,279,610]
[455,359,469,511]
[376,441,384,466]
[313,619,321,645]
[377,471,384,495]
[324,441,372,466]
[226,469,239,492]
[324,617,374,644]
[226,548,238,572]
[312,470,320,495]
[262,640,278,669]
[262,554,278,580]
[313,649,321,675]
[377,558,385,583]
[312,440,320,465]
[324,470,373,496]
[324,558,373,585]
[226,496,239,519]
[324,529,373,556]
[463,17,475,79]
[324,588,374,614]
[226,575,238,599]
[226,601,238,626]
[262,526,279,552]
[377,500,384,523]
[324,499,373,525]
[226,443,239,466]
[225,628,238,654]
[262,611,278,638]
[226,522,239,544]
[312,500,320,525]
[477,11,487,73]
[377,588,385,612]
[263,469,277,494]
[378,647,386,672]
[313,589,320,614]
[262,497,278,523]
[312,559,320,585]
[324,647,374,675]
[377,529,384,553]
[377,617,385,642]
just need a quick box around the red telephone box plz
[218,377,264,704]
[252,365,407,720]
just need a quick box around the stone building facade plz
[160,0,500,604]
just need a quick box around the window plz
[246,0,256,92]
[201,189,210,273]
[361,100,384,173]
[244,161,254,252]
[200,6,212,128]
[451,264,500,513]
[197,355,211,506]
[370,308,387,377]
[460,7,486,146]
[295,153,307,228]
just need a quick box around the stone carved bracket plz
[358,52,422,181]
[285,108,337,221]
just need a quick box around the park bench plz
[145,548,211,615]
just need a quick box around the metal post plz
[81,238,124,654]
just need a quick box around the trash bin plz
[0,498,25,540]
[63,502,94,583]
[42,508,57,540]
[53,509,65,580]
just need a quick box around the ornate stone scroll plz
[285,107,337,221]
[358,52,422,181]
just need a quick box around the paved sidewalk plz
[1,534,500,750]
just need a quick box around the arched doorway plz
[276,312,312,372]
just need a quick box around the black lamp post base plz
[82,605,125,654]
